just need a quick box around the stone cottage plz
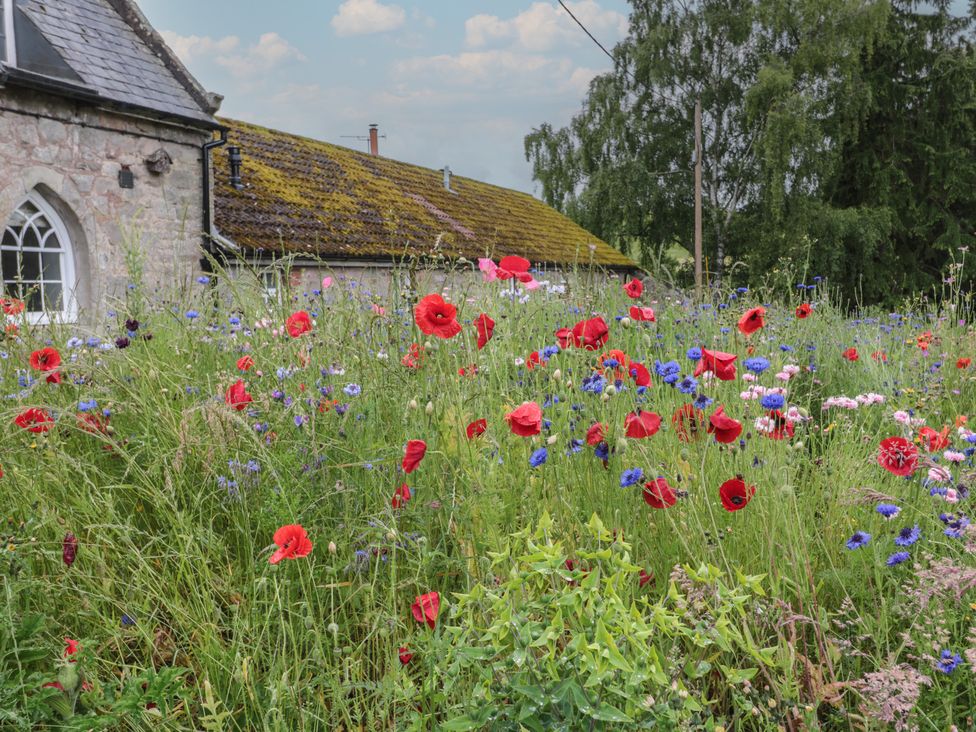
[0,0,221,323]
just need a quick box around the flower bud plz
[552,369,562,381]
[408,399,418,410]
[620,317,632,328]
[615,437,628,453]
[328,541,337,554]
[546,434,558,445]
[425,401,434,415]
[605,384,617,396]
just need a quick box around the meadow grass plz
[0,261,974,730]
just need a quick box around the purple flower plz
[886,551,910,566]
[846,531,871,550]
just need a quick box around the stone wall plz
[0,85,210,323]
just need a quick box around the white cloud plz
[331,0,406,37]
[464,1,628,52]
[161,31,304,78]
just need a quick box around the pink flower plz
[322,276,333,289]
[478,258,498,282]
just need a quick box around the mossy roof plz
[212,119,636,269]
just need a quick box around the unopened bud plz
[408,399,418,410]
[328,541,337,554]
[425,401,434,415]
[552,369,562,381]
[546,434,558,445]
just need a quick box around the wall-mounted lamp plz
[118,164,134,189]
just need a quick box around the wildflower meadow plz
[1,256,975,731]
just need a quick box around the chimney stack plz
[443,165,455,193]
[368,124,379,156]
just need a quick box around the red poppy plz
[458,364,478,377]
[268,524,313,564]
[64,638,80,659]
[623,278,643,299]
[392,483,411,509]
[638,569,654,587]
[764,410,795,440]
[62,532,78,567]
[475,313,495,350]
[401,343,424,369]
[569,317,609,350]
[398,646,413,665]
[225,379,253,411]
[77,413,109,435]
[707,405,742,444]
[643,478,677,509]
[0,298,25,315]
[672,404,705,442]
[411,591,440,629]
[795,303,812,319]
[14,407,54,433]
[842,347,859,362]
[505,401,542,437]
[525,351,544,370]
[719,477,755,512]
[596,349,630,379]
[871,350,887,362]
[555,327,573,349]
[237,355,255,371]
[919,426,950,452]
[496,256,533,283]
[629,306,656,322]
[402,440,427,473]
[45,371,61,384]
[624,410,661,439]
[466,419,487,439]
[877,436,918,476]
[285,311,313,338]
[585,422,605,446]
[737,307,765,336]
[29,347,61,372]
[694,348,737,381]
[414,294,461,339]
[956,358,970,369]
[628,361,652,387]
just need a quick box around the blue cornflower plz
[886,551,910,566]
[121,614,136,627]
[693,393,713,410]
[602,357,620,369]
[565,439,583,455]
[779,344,793,352]
[344,383,362,397]
[760,393,786,410]
[594,442,610,461]
[66,337,84,349]
[85,337,101,347]
[581,374,607,394]
[229,316,241,326]
[677,376,698,394]
[936,649,962,674]
[744,357,771,374]
[78,399,98,413]
[196,276,211,285]
[529,447,548,468]
[894,525,920,547]
[620,467,644,488]
[654,360,681,378]
[294,414,308,427]
[736,287,749,294]
[720,327,731,334]
[845,531,871,550]
[542,344,561,359]
[686,347,702,361]
[876,503,901,520]
[185,310,199,320]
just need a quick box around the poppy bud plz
[386,531,396,541]
[57,662,80,694]
[425,401,434,415]
[605,385,617,396]
[327,622,339,636]
[552,369,562,381]
[620,317,632,327]
[328,541,337,554]
[565,379,573,389]
[408,399,418,410]
[616,437,628,453]
[62,532,78,567]
[546,434,558,445]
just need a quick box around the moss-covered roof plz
[212,119,636,269]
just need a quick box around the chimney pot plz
[368,124,379,156]
[227,145,244,190]
[443,165,454,193]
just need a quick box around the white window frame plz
[1,0,16,67]
[2,191,78,324]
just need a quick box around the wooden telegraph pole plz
[694,98,703,297]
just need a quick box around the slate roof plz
[213,119,637,270]
[12,0,218,126]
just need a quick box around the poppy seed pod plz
[327,622,339,636]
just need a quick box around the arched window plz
[1,192,77,322]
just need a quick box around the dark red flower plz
[878,436,918,476]
[62,532,78,568]
[672,404,706,442]
[842,347,859,362]
[795,303,812,319]
[29,347,61,372]
[402,440,427,473]
[707,405,742,444]
[466,419,487,439]
[737,307,765,336]
[919,426,950,452]
[392,483,411,509]
[285,311,313,338]
[585,422,605,446]
[269,524,313,564]
[694,348,737,381]
[411,591,440,629]
[629,306,656,322]
[14,407,54,433]
[570,316,609,350]
[496,256,533,283]
[237,355,255,371]
[45,371,61,384]
[638,569,654,587]
[719,477,755,512]
[643,478,676,509]
[475,313,495,350]
[623,278,643,299]
[624,410,661,439]
[398,646,413,665]
[555,327,573,349]
[225,379,253,411]
[764,410,795,440]
[414,294,462,339]
[505,402,542,437]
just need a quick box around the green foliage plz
[405,513,784,730]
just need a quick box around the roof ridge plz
[104,0,222,117]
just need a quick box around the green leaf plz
[590,702,633,723]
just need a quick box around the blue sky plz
[140,0,632,194]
